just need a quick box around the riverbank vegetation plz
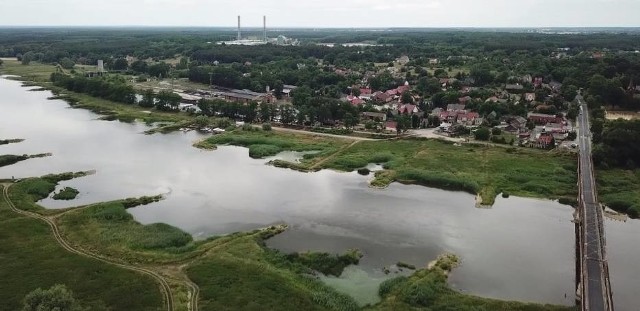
[201,131,578,205]
[195,127,350,161]
[0,185,163,311]
[370,254,574,311]
[0,138,24,145]
[0,153,50,168]
[9,172,91,214]
[597,168,640,218]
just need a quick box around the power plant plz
[218,15,297,46]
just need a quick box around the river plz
[0,77,637,309]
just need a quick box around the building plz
[528,112,560,125]
[361,112,387,122]
[221,89,271,104]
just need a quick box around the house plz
[385,121,398,132]
[533,77,544,88]
[373,92,392,103]
[282,84,298,97]
[429,58,439,65]
[397,104,419,115]
[350,97,365,106]
[528,133,555,149]
[548,81,563,91]
[447,104,466,112]
[524,93,536,102]
[505,84,524,92]
[439,111,457,123]
[458,96,472,104]
[528,112,560,125]
[457,112,480,126]
[396,55,410,65]
[361,112,387,122]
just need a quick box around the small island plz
[52,187,80,200]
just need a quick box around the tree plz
[155,90,180,111]
[194,115,210,128]
[112,58,129,71]
[401,91,414,104]
[58,57,75,70]
[131,60,148,73]
[0,58,4,66]
[22,284,82,311]
[344,112,358,129]
[491,127,502,136]
[280,106,295,125]
[139,89,155,108]
[474,127,491,141]
[148,62,171,78]
[21,51,35,65]
[396,115,411,135]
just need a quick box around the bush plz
[491,128,502,135]
[248,144,282,158]
[23,284,83,311]
[286,249,362,277]
[262,123,272,131]
[379,276,409,297]
[357,168,371,175]
[474,127,491,141]
[52,187,79,200]
[501,192,510,198]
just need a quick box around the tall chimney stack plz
[263,16,267,42]
[237,16,241,41]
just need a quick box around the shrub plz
[52,187,79,200]
[262,123,272,131]
[379,276,409,297]
[248,144,282,158]
[357,168,371,175]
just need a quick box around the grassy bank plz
[186,228,361,311]
[195,128,351,162]
[9,172,91,214]
[0,139,24,145]
[597,168,640,218]
[1,59,192,125]
[0,153,50,168]
[370,254,575,311]
[0,185,163,311]
[319,138,577,205]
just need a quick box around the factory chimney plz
[237,16,241,41]
[263,16,267,42]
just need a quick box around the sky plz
[1,0,639,28]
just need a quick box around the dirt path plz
[1,184,177,311]
[310,140,361,170]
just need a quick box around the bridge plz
[575,96,614,310]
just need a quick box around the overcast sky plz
[1,0,639,28]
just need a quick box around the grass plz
[57,201,200,264]
[596,168,640,218]
[197,132,578,205]
[369,254,575,311]
[195,128,350,162]
[286,249,363,277]
[52,187,80,200]
[10,172,91,214]
[0,59,58,82]
[0,185,164,311]
[186,228,360,311]
[320,138,578,205]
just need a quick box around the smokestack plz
[237,16,241,41]
[263,16,267,42]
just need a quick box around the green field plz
[195,128,351,161]
[0,185,164,311]
[597,168,640,218]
